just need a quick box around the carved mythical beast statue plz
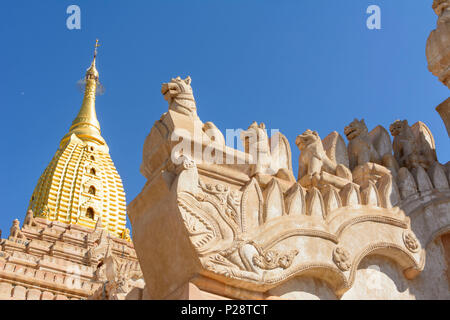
[296,129,352,188]
[241,121,294,181]
[390,119,437,170]
[344,118,398,174]
[161,76,198,120]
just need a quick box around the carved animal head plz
[295,129,320,150]
[389,119,409,137]
[433,0,450,15]
[161,76,193,104]
[344,118,368,140]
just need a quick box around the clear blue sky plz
[1,0,448,234]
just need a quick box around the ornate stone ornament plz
[332,247,351,271]
[252,248,299,270]
[403,231,420,253]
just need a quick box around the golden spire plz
[28,40,128,237]
[61,39,105,147]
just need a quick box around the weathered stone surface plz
[427,0,450,134]
[427,0,450,87]
[128,76,449,300]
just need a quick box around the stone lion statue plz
[390,119,436,170]
[24,210,37,227]
[296,129,352,187]
[345,119,381,169]
[161,76,198,120]
[344,119,397,174]
[390,120,420,169]
[241,122,294,180]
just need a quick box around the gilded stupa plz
[28,40,127,238]
[0,41,145,300]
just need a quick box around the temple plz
[0,1,449,300]
[29,40,127,236]
[0,41,146,300]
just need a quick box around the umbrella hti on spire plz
[61,39,106,147]
[86,39,100,80]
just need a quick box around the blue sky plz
[0,0,448,234]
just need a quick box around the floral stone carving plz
[252,246,299,270]
[332,247,351,271]
[403,231,420,253]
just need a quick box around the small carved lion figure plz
[296,129,351,186]
[296,130,336,182]
[161,76,198,119]
[390,120,435,170]
[9,219,25,240]
[24,210,37,228]
[390,120,420,169]
[344,119,381,169]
